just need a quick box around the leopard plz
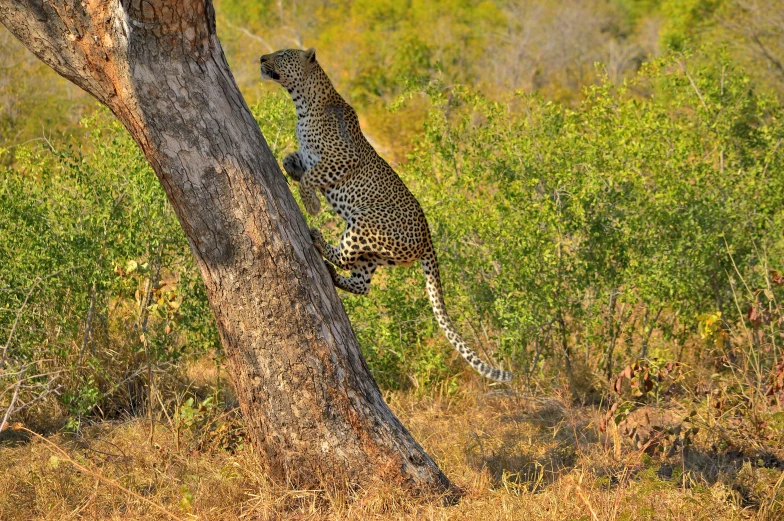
[260,48,512,382]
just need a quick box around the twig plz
[0,366,25,432]
[0,277,41,371]
[609,435,660,521]
[575,472,600,521]
[640,306,663,360]
[281,26,303,48]
[155,385,176,436]
[1,370,63,395]
[12,383,62,416]
[82,362,173,416]
[79,281,98,362]
[222,19,274,52]
[64,431,129,460]
[139,242,164,446]
[680,62,708,111]
[0,359,54,378]
[761,138,782,179]
[1,265,86,371]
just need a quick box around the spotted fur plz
[260,48,512,382]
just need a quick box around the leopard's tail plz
[420,246,512,382]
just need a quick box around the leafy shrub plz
[348,52,784,389]
[2,51,783,425]
[0,111,217,428]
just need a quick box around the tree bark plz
[0,0,453,495]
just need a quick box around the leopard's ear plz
[304,48,316,63]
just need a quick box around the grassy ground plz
[1,359,783,521]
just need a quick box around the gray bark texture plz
[0,0,453,495]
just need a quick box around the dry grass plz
[2,364,783,521]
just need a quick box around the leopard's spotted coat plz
[260,48,512,382]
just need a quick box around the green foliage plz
[217,0,505,102]
[0,31,94,158]
[344,53,784,388]
[4,52,771,396]
[659,0,722,52]
[3,2,784,420]
[0,111,217,425]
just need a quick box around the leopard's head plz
[260,48,317,88]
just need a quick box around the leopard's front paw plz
[310,227,326,255]
[283,153,305,182]
[300,185,321,216]
[323,260,339,284]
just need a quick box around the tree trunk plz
[0,0,453,495]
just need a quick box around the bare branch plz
[221,19,274,52]
[1,265,86,371]
[0,365,24,432]
[0,277,40,371]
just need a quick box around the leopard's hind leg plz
[323,255,379,295]
[310,227,365,270]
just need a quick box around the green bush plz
[0,111,217,427]
[374,52,783,388]
[2,52,783,423]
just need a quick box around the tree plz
[0,0,453,496]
